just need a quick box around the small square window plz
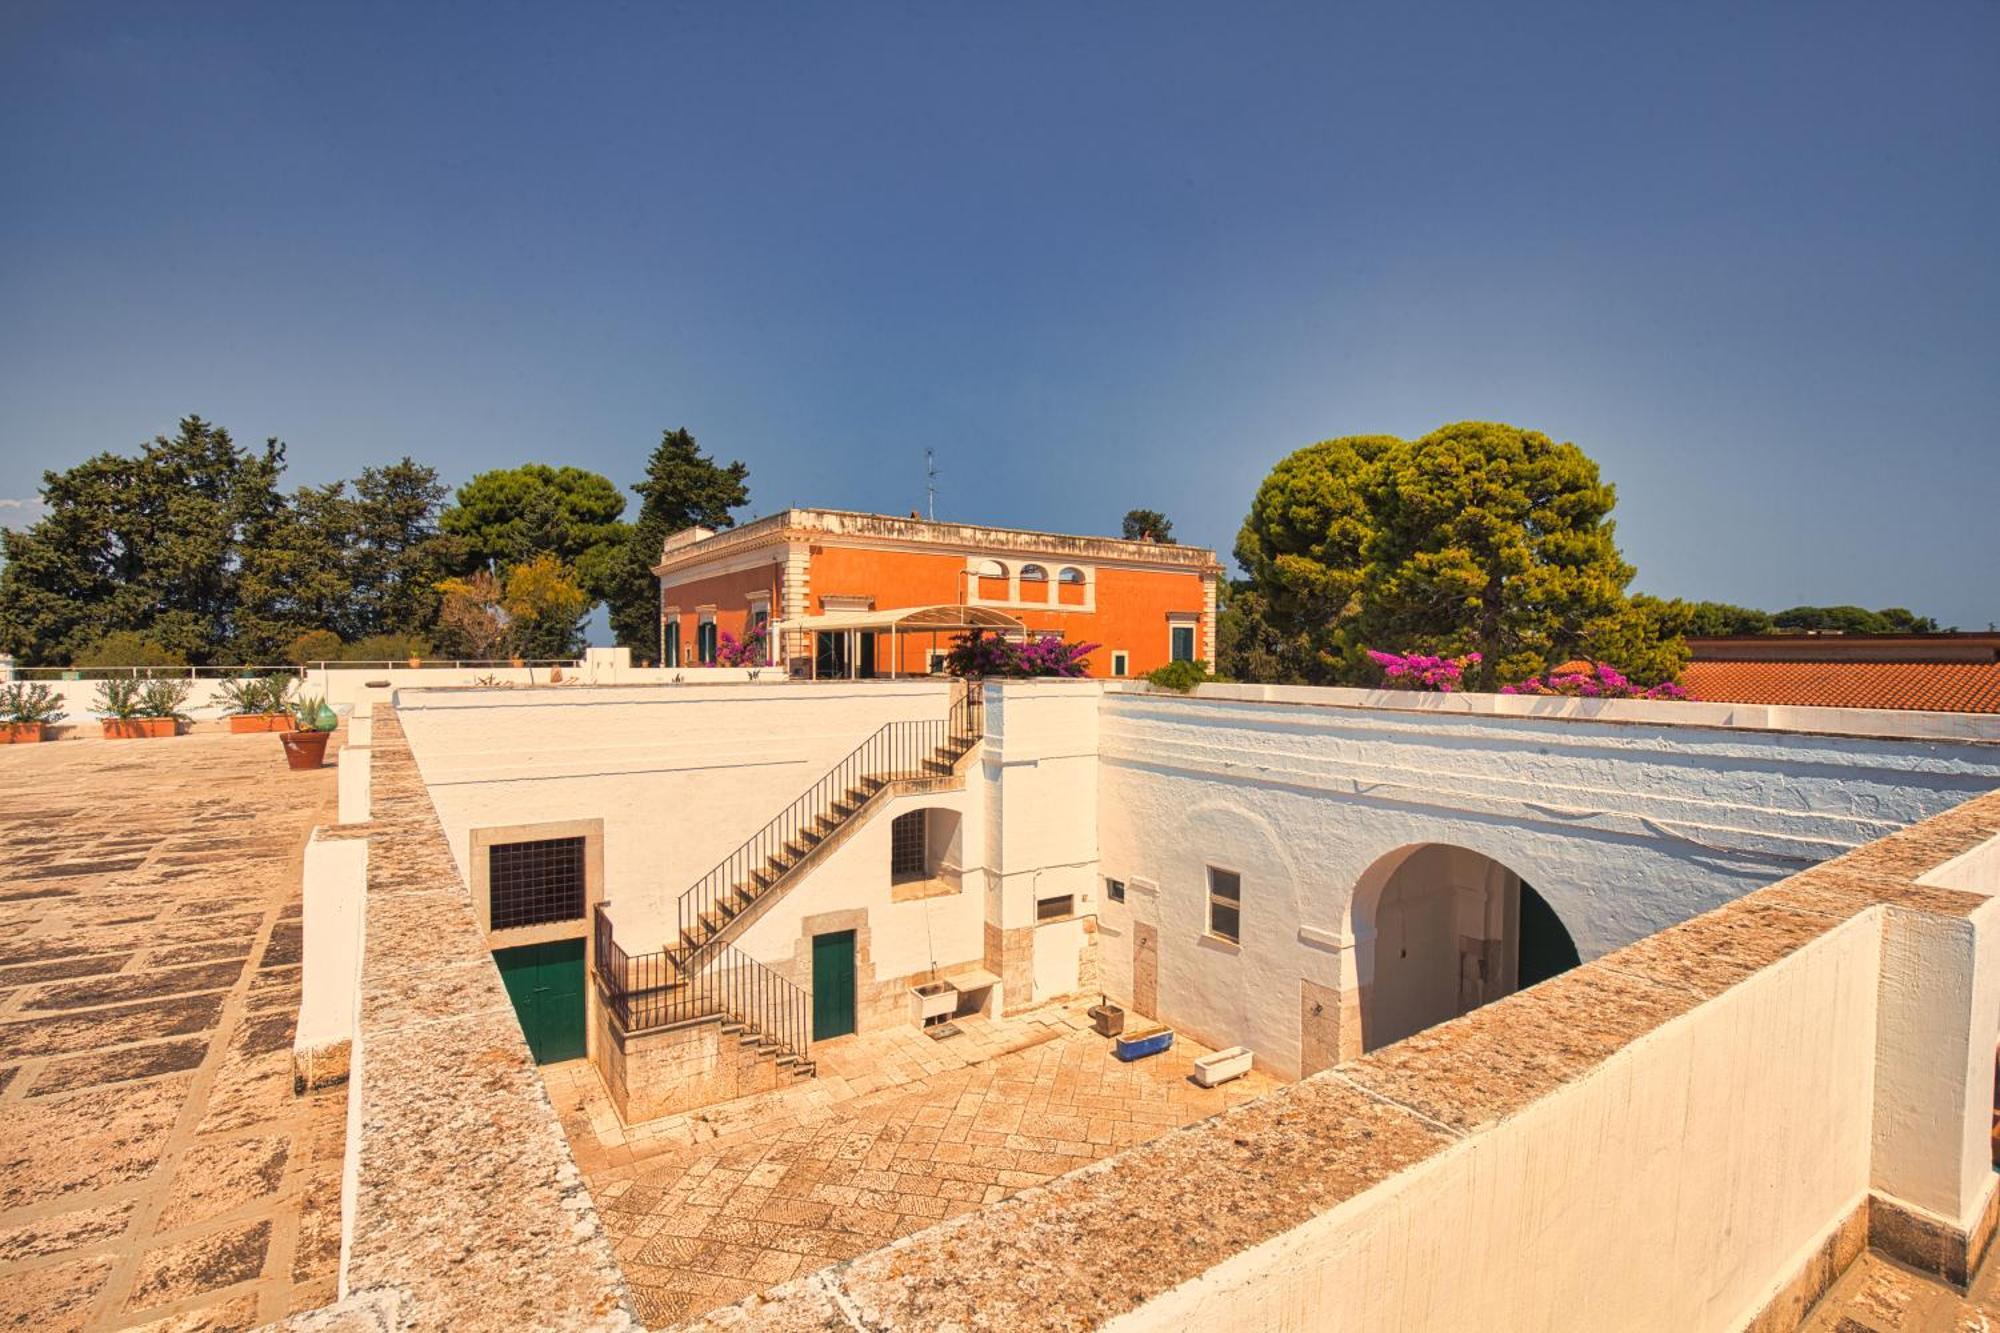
[1037,894,1074,922]
[1111,651,1129,677]
[1207,866,1240,943]
[1105,877,1126,904]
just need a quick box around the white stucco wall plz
[1108,910,1886,1333]
[728,785,987,985]
[1872,893,2000,1231]
[1096,689,2000,1075]
[396,680,955,929]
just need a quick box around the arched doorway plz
[1517,880,1580,989]
[1350,845,1579,1055]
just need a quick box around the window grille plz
[890,811,927,878]
[489,837,586,930]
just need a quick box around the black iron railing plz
[595,905,812,1061]
[669,685,983,964]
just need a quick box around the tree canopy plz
[605,428,751,653]
[0,419,459,666]
[439,464,628,599]
[1121,509,1175,543]
[1234,422,1685,689]
[0,417,283,664]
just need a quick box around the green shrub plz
[284,629,344,666]
[93,678,144,718]
[341,633,430,663]
[0,683,66,725]
[73,631,186,669]
[137,679,193,720]
[1145,660,1212,694]
[217,674,295,715]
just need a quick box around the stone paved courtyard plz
[0,731,348,1332]
[546,1000,1281,1327]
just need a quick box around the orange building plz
[652,508,1220,679]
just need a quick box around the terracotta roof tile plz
[1679,661,2000,714]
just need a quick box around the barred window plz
[890,811,926,879]
[489,837,586,930]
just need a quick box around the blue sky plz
[3,2,1996,631]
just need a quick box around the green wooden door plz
[811,930,857,1041]
[494,938,587,1064]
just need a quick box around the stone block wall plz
[612,1017,790,1123]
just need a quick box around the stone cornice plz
[654,508,1223,577]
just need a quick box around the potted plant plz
[280,694,336,770]
[218,674,297,732]
[97,678,191,739]
[0,682,66,743]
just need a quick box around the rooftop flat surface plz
[0,732,347,1333]
[547,999,1278,1327]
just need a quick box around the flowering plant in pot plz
[96,678,192,739]
[218,674,297,732]
[0,682,66,743]
[280,694,337,770]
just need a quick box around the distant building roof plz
[1680,634,2000,714]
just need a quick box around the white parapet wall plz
[294,828,368,1093]
[1108,907,1889,1332]
[1092,684,2000,1076]
[337,744,371,825]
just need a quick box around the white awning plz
[771,604,1026,634]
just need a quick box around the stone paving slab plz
[546,999,1279,1327]
[0,732,349,1332]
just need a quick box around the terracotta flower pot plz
[280,730,332,770]
[102,718,176,740]
[0,722,46,744]
[229,713,294,734]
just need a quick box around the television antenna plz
[924,448,940,521]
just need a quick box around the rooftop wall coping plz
[654,507,1223,574]
[388,678,953,710]
[1102,679,2000,745]
[273,710,639,1331]
[692,787,2000,1332]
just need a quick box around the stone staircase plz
[672,722,979,967]
[591,691,983,1101]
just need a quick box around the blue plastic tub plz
[1114,1026,1174,1061]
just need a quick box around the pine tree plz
[605,429,750,653]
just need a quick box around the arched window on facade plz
[974,559,1010,600]
[1057,566,1087,605]
[1018,564,1048,603]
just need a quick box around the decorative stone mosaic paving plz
[0,732,348,1332]
[546,998,1278,1327]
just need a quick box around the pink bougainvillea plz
[1501,662,1690,700]
[1365,649,1481,692]
[715,628,767,667]
[944,629,1099,679]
